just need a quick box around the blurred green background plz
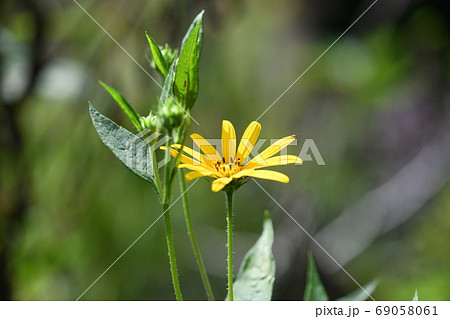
[1,0,449,300]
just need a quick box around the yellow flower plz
[162,120,302,192]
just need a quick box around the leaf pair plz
[147,11,204,111]
[224,214,379,301]
[90,12,206,192]
[229,224,378,301]
[98,11,205,137]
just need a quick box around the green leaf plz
[159,60,177,108]
[412,290,419,301]
[304,252,329,301]
[173,13,203,110]
[146,33,169,77]
[180,10,204,60]
[89,103,158,194]
[99,81,143,131]
[337,280,378,301]
[227,210,276,301]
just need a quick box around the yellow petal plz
[236,121,261,163]
[249,136,295,166]
[171,144,212,167]
[232,169,289,183]
[221,120,236,164]
[211,177,233,192]
[191,133,222,162]
[246,155,302,169]
[185,171,215,181]
[178,164,215,174]
[162,147,202,166]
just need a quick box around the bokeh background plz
[1,0,449,300]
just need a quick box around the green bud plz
[160,44,178,68]
[139,112,158,131]
[149,43,178,74]
[157,99,185,131]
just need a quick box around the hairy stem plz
[226,190,234,301]
[150,144,163,198]
[163,203,183,301]
[179,170,215,300]
[163,139,183,301]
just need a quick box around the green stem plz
[163,139,183,301]
[226,190,234,301]
[170,119,190,185]
[164,132,175,198]
[179,170,215,301]
[150,144,163,197]
[163,203,183,301]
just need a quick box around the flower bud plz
[160,44,178,68]
[157,99,185,131]
[149,44,178,72]
[140,112,158,131]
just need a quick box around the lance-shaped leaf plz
[412,290,419,301]
[180,11,204,59]
[89,103,158,194]
[173,14,203,110]
[337,280,378,301]
[99,81,143,131]
[146,33,169,77]
[227,211,276,301]
[159,60,177,108]
[304,252,329,301]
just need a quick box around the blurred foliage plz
[0,0,449,300]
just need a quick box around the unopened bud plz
[160,44,178,68]
[157,99,185,131]
[140,112,158,131]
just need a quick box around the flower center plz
[213,157,243,177]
